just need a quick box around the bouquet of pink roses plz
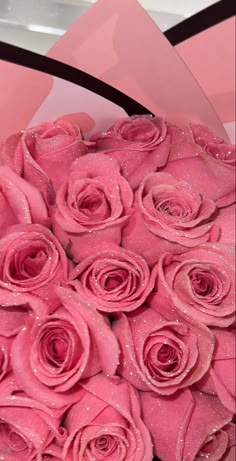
[0,1,235,460]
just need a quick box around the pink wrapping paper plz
[47,0,229,138]
[0,0,233,142]
[176,17,235,125]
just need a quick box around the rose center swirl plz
[9,246,48,280]
[143,187,199,225]
[189,266,228,304]
[154,194,193,219]
[37,321,83,373]
[87,433,126,459]
[88,262,140,301]
[144,334,184,382]
[69,181,112,222]
[77,186,109,217]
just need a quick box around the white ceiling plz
[138,0,217,17]
[51,0,217,17]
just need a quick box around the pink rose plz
[0,224,69,311]
[63,374,153,461]
[0,374,62,461]
[141,388,235,461]
[112,302,214,395]
[197,328,236,413]
[122,172,219,266]
[156,244,235,327]
[0,290,49,337]
[0,166,48,237]
[53,153,133,261]
[162,123,235,207]
[91,115,171,189]
[11,288,119,410]
[0,118,93,203]
[69,244,158,313]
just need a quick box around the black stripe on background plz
[0,41,151,116]
[165,0,235,45]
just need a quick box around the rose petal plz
[141,388,233,461]
[57,287,120,376]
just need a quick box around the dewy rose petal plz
[197,328,236,413]
[122,172,219,265]
[69,245,158,312]
[63,374,153,461]
[140,388,234,461]
[0,224,69,311]
[156,243,235,327]
[91,115,171,189]
[0,166,48,237]
[113,302,214,395]
[57,287,120,377]
[53,153,133,261]
[0,289,49,337]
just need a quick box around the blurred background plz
[0,0,218,54]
